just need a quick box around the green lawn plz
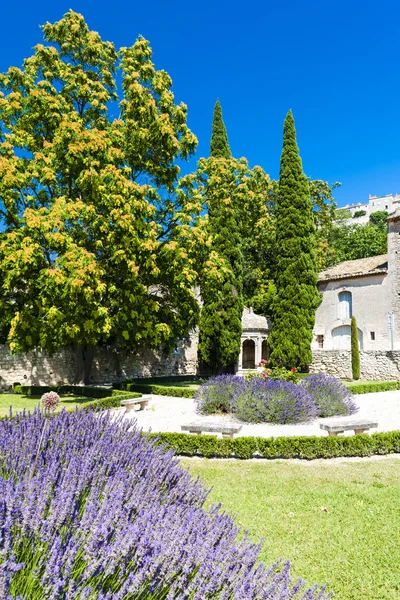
[180,457,400,600]
[149,379,201,389]
[0,394,94,417]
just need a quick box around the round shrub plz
[0,410,330,599]
[234,378,317,424]
[195,374,247,414]
[301,373,358,417]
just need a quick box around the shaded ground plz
[180,456,400,600]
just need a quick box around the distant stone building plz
[341,193,400,224]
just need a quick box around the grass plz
[344,379,399,387]
[180,457,400,600]
[156,380,201,389]
[0,394,94,417]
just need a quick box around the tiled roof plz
[318,254,388,282]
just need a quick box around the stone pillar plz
[255,337,262,366]
[238,338,243,370]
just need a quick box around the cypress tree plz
[351,316,361,380]
[198,192,244,371]
[210,100,231,158]
[198,103,243,372]
[268,111,320,370]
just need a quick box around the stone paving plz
[121,389,400,438]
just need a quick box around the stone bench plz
[181,422,242,439]
[120,395,151,412]
[320,419,378,436]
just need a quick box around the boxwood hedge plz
[148,430,400,460]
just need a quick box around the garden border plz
[147,430,400,460]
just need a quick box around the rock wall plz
[310,350,400,380]
[0,331,199,391]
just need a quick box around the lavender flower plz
[234,378,317,424]
[41,391,60,412]
[300,374,358,418]
[195,374,247,415]
[0,409,331,599]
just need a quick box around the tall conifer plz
[268,111,320,370]
[351,316,361,380]
[198,102,243,371]
[210,100,231,159]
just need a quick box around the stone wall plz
[310,350,400,380]
[0,331,199,391]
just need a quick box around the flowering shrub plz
[301,373,358,418]
[234,378,317,424]
[0,410,330,599]
[256,362,300,383]
[195,374,247,414]
[40,390,60,412]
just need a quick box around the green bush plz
[147,430,400,460]
[345,381,400,394]
[114,375,205,389]
[117,382,195,398]
[20,384,114,398]
[13,384,23,394]
[21,385,59,396]
[84,391,142,411]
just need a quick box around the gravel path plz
[121,389,400,438]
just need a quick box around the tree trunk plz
[77,347,95,385]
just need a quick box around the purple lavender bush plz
[195,374,247,414]
[301,373,358,418]
[0,409,331,599]
[234,378,317,424]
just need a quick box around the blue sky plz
[1,0,400,207]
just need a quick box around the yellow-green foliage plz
[0,11,200,361]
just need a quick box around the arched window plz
[338,291,352,320]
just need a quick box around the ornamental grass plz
[0,409,330,599]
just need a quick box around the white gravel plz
[121,390,400,438]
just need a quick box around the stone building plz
[342,193,400,224]
[311,208,400,379]
[236,308,270,374]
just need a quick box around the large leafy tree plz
[0,11,199,382]
[268,111,320,370]
[322,220,387,267]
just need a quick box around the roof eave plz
[318,268,388,283]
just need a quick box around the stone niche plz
[236,308,271,374]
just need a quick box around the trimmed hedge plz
[147,430,400,460]
[20,385,116,398]
[345,381,400,394]
[82,391,142,411]
[114,375,205,387]
[117,382,195,398]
